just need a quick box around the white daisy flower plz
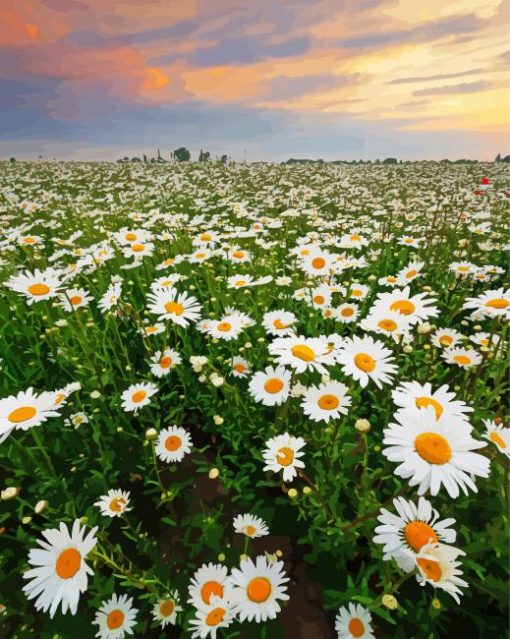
[337,335,397,389]
[93,593,138,639]
[301,381,351,423]
[392,381,473,426]
[152,591,182,628]
[382,406,490,498]
[262,310,298,337]
[149,349,181,378]
[22,520,97,618]
[5,267,66,304]
[483,419,510,458]
[233,514,269,538]
[373,496,456,572]
[442,347,482,368]
[230,356,250,378]
[463,287,510,318]
[263,433,306,482]
[155,426,192,463]
[94,489,131,518]
[0,388,59,440]
[227,555,289,622]
[146,289,202,327]
[431,327,464,349]
[268,335,330,375]
[188,595,233,638]
[120,382,158,413]
[248,366,292,406]
[188,563,231,608]
[207,316,244,341]
[374,287,438,325]
[415,542,467,604]
[335,602,374,639]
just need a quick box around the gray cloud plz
[413,80,492,96]
[389,68,484,84]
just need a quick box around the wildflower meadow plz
[0,159,508,639]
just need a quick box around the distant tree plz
[198,150,211,162]
[220,154,228,165]
[9,157,16,162]
[383,157,398,164]
[143,154,147,162]
[131,157,141,162]
[174,147,190,162]
[495,153,502,163]
[502,155,510,163]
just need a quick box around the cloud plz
[413,80,492,96]
[189,36,310,67]
[389,68,484,84]
[264,73,361,101]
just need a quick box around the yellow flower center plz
[404,521,438,552]
[247,577,272,603]
[378,319,397,332]
[313,295,325,304]
[390,300,416,315]
[131,243,145,252]
[417,557,442,582]
[217,322,232,332]
[8,406,37,423]
[164,301,184,315]
[232,250,245,259]
[341,307,354,317]
[415,396,443,420]
[235,280,247,287]
[160,356,173,369]
[453,355,471,366]
[439,335,453,346]
[406,269,418,279]
[159,599,175,617]
[485,298,509,309]
[264,378,284,394]
[291,344,316,362]
[276,446,294,467]
[132,390,147,403]
[205,607,226,626]
[69,295,82,306]
[415,432,452,464]
[233,363,246,374]
[318,394,340,410]
[201,581,223,605]
[109,497,127,512]
[125,232,137,241]
[489,431,506,449]
[354,352,376,372]
[245,525,256,536]
[27,283,50,296]
[55,548,81,579]
[348,618,365,638]
[273,319,289,329]
[164,435,182,451]
[311,257,325,269]
[106,609,125,630]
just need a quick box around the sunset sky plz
[1,0,509,161]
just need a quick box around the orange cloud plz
[140,67,170,91]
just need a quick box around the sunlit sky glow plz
[1,0,509,160]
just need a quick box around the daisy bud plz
[355,419,371,433]
[90,390,101,399]
[431,597,441,610]
[303,486,312,495]
[288,488,298,499]
[1,486,20,500]
[244,342,252,349]
[382,594,398,610]
[417,322,432,334]
[198,374,206,382]
[240,553,249,561]
[218,553,226,562]
[145,428,158,440]
[55,319,68,328]
[368,274,377,282]
[211,374,224,388]
[22,516,32,525]
[213,415,224,425]
[403,345,413,353]
[275,549,283,558]
[208,468,220,479]
[35,500,49,514]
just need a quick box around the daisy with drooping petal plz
[188,563,231,608]
[337,335,397,389]
[94,489,131,518]
[415,542,467,604]
[93,593,138,639]
[442,347,482,368]
[335,602,374,639]
[263,433,305,482]
[262,310,297,337]
[301,381,351,423]
[147,289,202,327]
[0,388,59,440]
[483,419,510,458]
[268,335,330,375]
[431,327,463,349]
[5,267,66,304]
[156,426,192,463]
[233,514,269,538]
[98,282,123,313]
[230,356,250,378]
[120,382,158,413]
[463,287,510,318]
[189,595,233,639]
[392,381,473,426]
[152,591,182,628]
[382,406,490,498]
[373,496,456,572]
[150,348,181,378]
[22,520,97,618]
[374,287,438,325]
[248,366,292,407]
[227,555,289,623]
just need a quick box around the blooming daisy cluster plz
[0,160,508,637]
